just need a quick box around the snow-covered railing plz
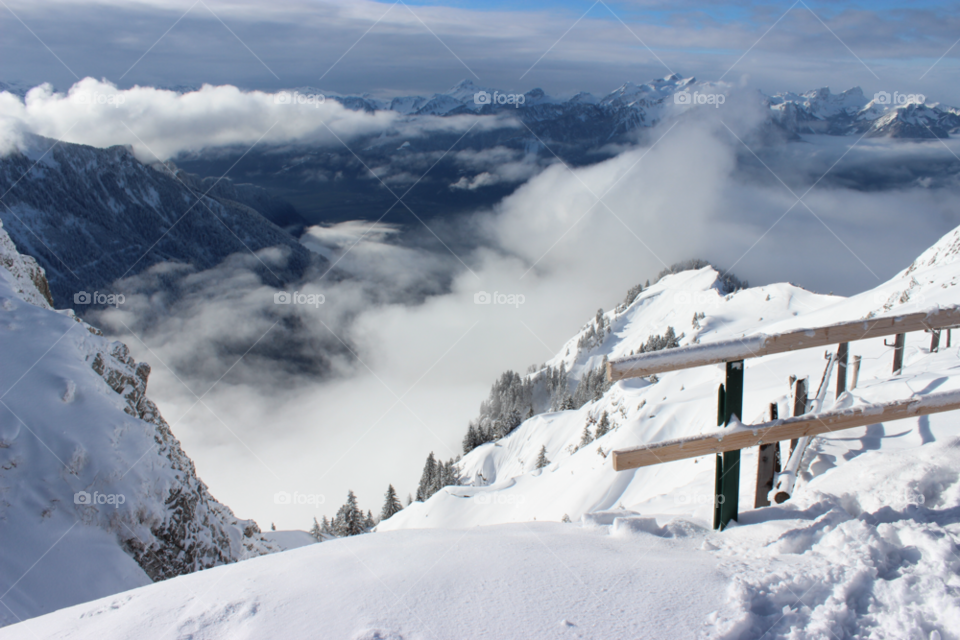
[606,307,960,381]
[611,390,960,471]
[607,305,960,531]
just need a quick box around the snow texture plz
[6,212,960,638]
[0,219,279,626]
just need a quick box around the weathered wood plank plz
[607,307,960,381]
[611,390,960,471]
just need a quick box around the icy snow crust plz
[6,224,960,637]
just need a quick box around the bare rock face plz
[87,340,279,581]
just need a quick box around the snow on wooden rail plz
[611,389,960,471]
[606,306,960,381]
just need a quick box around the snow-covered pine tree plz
[623,283,643,306]
[333,490,365,536]
[535,445,550,469]
[380,484,403,521]
[321,515,334,537]
[578,422,593,449]
[365,510,375,530]
[309,517,322,542]
[595,411,611,439]
[462,423,481,454]
[416,452,437,502]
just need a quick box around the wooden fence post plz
[789,378,807,457]
[754,402,779,508]
[893,333,905,374]
[931,330,941,353]
[836,342,849,396]
[851,356,861,390]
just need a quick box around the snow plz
[0,522,727,640]
[261,530,316,551]
[4,205,960,636]
[0,219,279,626]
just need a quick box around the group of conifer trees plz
[309,483,408,541]
[416,452,462,502]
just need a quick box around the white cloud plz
[0,78,509,161]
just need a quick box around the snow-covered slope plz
[6,225,960,637]
[0,220,279,626]
[0,521,726,640]
[375,226,960,634]
[386,243,960,530]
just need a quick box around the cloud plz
[0,78,510,161]
[88,104,960,529]
[2,0,959,106]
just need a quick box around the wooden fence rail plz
[611,390,960,472]
[607,307,960,381]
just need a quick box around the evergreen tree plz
[416,452,437,502]
[365,510,376,530]
[595,411,611,439]
[270,522,276,531]
[535,445,550,469]
[623,283,643,306]
[333,490,364,536]
[381,484,403,521]
[579,422,593,449]
[309,517,322,542]
[406,493,413,506]
[462,423,480,454]
[321,516,334,537]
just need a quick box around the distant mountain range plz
[298,75,960,140]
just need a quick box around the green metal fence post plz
[713,383,725,530]
[716,360,744,530]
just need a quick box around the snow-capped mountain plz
[307,73,960,140]
[0,135,317,308]
[767,86,960,138]
[8,220,960,639]
[0,220,280,626]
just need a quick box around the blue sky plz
[2,0,959,102]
